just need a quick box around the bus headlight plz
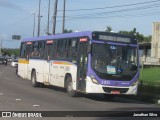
[90,75,99,84]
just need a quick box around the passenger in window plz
[31,52,34,58]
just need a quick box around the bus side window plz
[31,42,39,58]
[64,39,68,58]
[54,40,60,58]
[53,41,57,58]
[39,41,45,59]
[66,38,78,64]
[45,41,53,60]
[44,41,47,59]
[26,44,32,59]
[59,40,64,58]
[71,38,78,62]
[20,43,26,58]
[66,39,72,60]
[58,39,67,59]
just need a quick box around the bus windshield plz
[91,43,138,81]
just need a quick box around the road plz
[0,64,160,120]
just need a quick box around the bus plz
[18,31,139,97]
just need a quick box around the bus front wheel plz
[31,70,40,87]
[66,77,77,97]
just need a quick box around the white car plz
[11,59,18,67]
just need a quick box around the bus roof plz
[21,31,136,43]
[22,31,93,42]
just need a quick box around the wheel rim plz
[68,81,73,92]
[32,75,35,85]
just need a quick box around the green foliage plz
[2,49,19,57]
[106,26,112,32]
[140,67,160,86]
[63,29,73,33]
[144,35,152,42]
[117,28,151,43]
[119,28,137,35]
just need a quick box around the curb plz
[124,92,160,104]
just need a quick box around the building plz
[139,22,160,65]
[139,42,151,65]
[151,22,160,59]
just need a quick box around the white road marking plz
[0,92,4,95]
[16,99,22,101]
[33,104,40,107]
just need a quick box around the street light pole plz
[62,0,66,33]
[37,0,41,37]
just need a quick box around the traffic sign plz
[12,35,21,40]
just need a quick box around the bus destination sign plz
[92,32,137,44]
[99,35,130,43]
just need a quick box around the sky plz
[0,0,160,48]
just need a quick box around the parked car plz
[0,57,5,65]
[7,57,12,62]
[11,59,18,67]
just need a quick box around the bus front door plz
[77,39,88,91]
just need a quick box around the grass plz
[140,67,160,85]
[126,67,160,104]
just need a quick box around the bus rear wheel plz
[66,77,77,97]
[31,70,40,87]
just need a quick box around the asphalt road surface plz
[0,64,160,120]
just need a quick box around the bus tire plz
[31,70,39,87]
[66,77,77,97]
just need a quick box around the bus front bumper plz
[85,79,138,95]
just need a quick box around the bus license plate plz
[111,90,120,94]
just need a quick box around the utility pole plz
[52,0,58,34]
[0,39,2,56]
[37,0,41,37]
[62,0,66,33]
[47,0,51,35]
[32,12,36,37]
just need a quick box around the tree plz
[119,30,130,35]
[131,28,137,35]
[118,28,151,43]
[144,35,152,42]
[2,48,19,57]
[63,29,73,33]
[119,28,136,35]
[106,26,112,32]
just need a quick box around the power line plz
[56,10,160,23]
[2,0,160,37]
[55,3,160,23]
[57,0,160,12]
[64,3,160,19]
[54,1,160,19]
[2,14,32,31]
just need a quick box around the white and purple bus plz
[18,31,139,97]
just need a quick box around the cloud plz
[0,0,23,10]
